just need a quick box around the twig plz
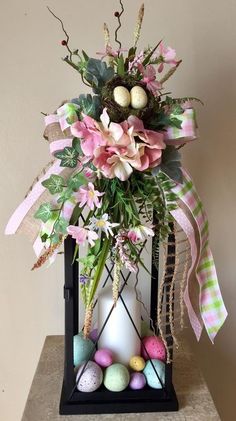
[114,0,124,53]
[47,6,73,61]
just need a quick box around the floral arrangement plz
[6,2,227,343]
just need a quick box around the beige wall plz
[0,1,235,420]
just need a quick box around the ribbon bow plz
[5,106,227,341]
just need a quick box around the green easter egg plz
[104,363,130,392]
[143,359,165,389]
[73,332,95,366]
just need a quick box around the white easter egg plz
[113,86,131,108]
[76,361,103,392]
[130,86,148,109]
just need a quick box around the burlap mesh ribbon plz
[5,109,227,344]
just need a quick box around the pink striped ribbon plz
[171,170,227,342]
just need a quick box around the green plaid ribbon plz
[172,169,227,342]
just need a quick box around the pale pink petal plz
[100,108,110,130]
[113,160,133,181]
[145,64,156,80]
[164,47,176,62]
[158,62,164,73]
[87,231,99,247]
[109,122,124,142]
[67,226,87,245]
[71,121,85,138]
[127,115,145,131]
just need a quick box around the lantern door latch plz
[64,286,73,301]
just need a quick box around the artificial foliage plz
[6,2,227,344]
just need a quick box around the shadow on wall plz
[182,13,236,419]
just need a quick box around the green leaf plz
[158,145,182,182]
[169,117,183,129]
[51,233,60,244]
[82,50,89,61]
[128,47,137,57]
[172,104,184,115]
[78,254,96,269]
[40,233,49,243]
[42,174,64,194]
[54,217,69,235]
[57,187,73,203]
[76,94,102,120]
[72,138,83,154]
[91,238,101,256]
[68,172,87,190]
[87,237,111,305]
[70,204,83,225]
[117,55,125,76]
[148,111,172,130]
[54,147,79,168]
[142,41,162,66]
[34,203,52,223]
[85,58,114,93]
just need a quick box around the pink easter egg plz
[94,348,113,368]
[141,336,166,362]
[129,372,146,390]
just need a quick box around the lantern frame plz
[59,225,179,415]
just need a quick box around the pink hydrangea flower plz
[71,109,165,181]
[76,182,104,210]
[127,115,165,147]
[92,111,165,180]
[90,109,142,181]
[100,108,133,147]
[71,115,106,157]
[67,226,99,247]
[137,143,163,171]
[93,143,141,181]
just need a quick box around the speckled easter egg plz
[104,363,130,392]
[143,359,165,389]
[129,355,145,372]
[89,328,98,343]
[141,335,166,362]
[130,86,148,109]
[141,320,154,338]
[73,333,95,366]
[113,86,131,108]
[76,361,103,392]
[129,372,146,390]
[94,348,113,368]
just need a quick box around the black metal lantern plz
[60,220,179,415]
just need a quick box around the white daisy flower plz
[87,213,119,238]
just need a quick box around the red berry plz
[61,40,67,46]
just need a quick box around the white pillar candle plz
[98,284,141,366]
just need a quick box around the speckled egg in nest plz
[101,75,159,123]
